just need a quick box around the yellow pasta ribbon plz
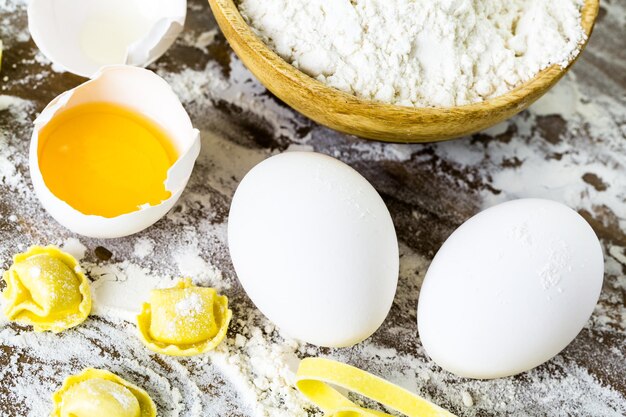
[296,358,456,417]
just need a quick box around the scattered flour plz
[0,95,31,190]
[461,391,474,407]
[178,28,219,52]
[0,0,624,416]
[88,261,176,320]
[175,292,204,317]
[61,237,87,261]
[237,0,587,107]
[133,238,155,259]
[173,249,212,279]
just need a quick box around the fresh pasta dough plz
[296,358,456,417]
[137,278,231,356]
[51,368,156,417]
[2,246,91,332]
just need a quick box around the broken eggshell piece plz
[28,0,186,78]
[29,65,201,239]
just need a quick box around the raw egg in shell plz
[30,65,200,238]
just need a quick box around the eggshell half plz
[28,0,186,78]
[417,198,604,379]
[30,65,201,238]
[228,152,399,348]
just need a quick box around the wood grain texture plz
[208,0,599,143]
[1,0,624,415]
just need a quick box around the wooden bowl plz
[208,0,599,143]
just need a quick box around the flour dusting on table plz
[0,0,625,416]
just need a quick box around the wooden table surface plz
[0,0,624,416]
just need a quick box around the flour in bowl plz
[237,0,587,107]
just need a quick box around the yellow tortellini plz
[51,368,156,417]
[137,278,232,356]
[2,246,91,332]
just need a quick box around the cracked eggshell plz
[29,65,201,239]
[28,0,186,78]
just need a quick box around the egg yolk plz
[38,102,178,218]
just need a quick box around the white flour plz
[237,0,586,107]
[0,0,625,416]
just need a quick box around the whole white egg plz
[228,152,399,348]
[417,198,604,379]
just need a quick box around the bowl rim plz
[210,0,599,142]
[214,0,598,113]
